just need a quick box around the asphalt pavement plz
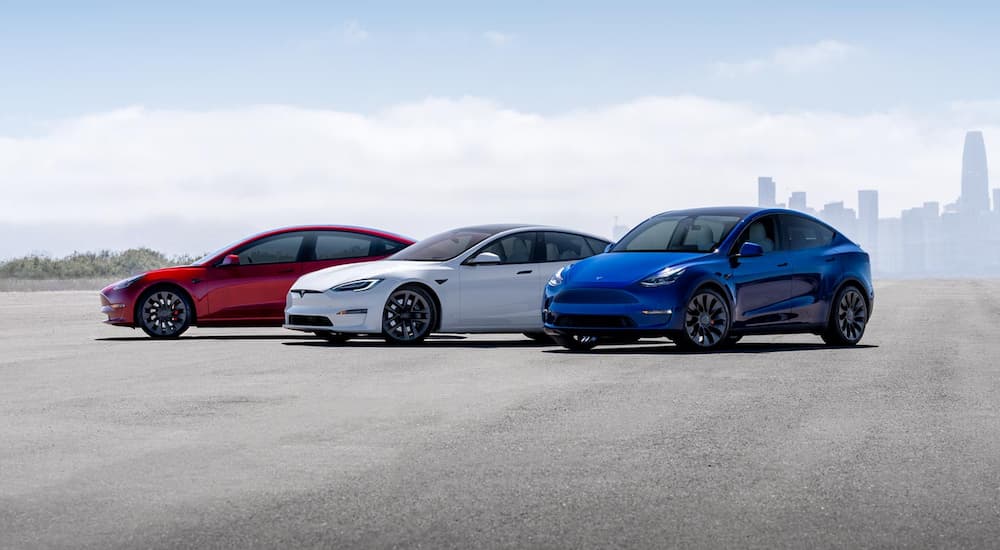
[1,280,998,548]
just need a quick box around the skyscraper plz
[961,131,990,214]
[758,177,776,207]
[789,191,807,211]
[858,190,878,256]
[819,201,857,238]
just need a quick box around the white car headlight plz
[112,274,144,290]
[548,265,570,287]
[330,279,382,292]
[640,266,685,287]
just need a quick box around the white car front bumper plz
[283,288,388,334]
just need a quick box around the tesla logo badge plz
[435,279,448,285]
[294,290,307,297]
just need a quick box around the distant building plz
[819,201,857,240]
[961,131,990,214]
[876,218,902,274]
[858,190,878,257]
[789,191,807,211]
[611,217,630,241]
[758,177,776,207]
[901,207,927,274]
[750,130,998,277]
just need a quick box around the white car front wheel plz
[382,286,436,345]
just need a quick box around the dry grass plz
[0,278,108,292]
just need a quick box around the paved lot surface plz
[1,281,998,549]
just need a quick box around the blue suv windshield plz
[613,214,742,253]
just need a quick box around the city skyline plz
[755,130,998,276]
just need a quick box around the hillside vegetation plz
[0,249,197,280]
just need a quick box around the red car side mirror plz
[220,254,241,266]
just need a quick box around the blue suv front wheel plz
[674,288,732,351]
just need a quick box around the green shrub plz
[0,249,197,280]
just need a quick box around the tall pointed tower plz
[961,131,990,214]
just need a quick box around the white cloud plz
[483,30,513,47]
[0,96,991,256]
[715,40,857,77]
[341,20,369,44]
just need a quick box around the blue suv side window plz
[731,215,779,254]
[783,216,834,251]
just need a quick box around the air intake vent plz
[288,315,333,327]
[552,315,635,328]
[553,289,638,304]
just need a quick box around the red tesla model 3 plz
[99,226,413,338]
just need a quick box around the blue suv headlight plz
[548,265,571,287]
[640,266,685,287]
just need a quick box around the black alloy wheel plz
[137,288,192,338]
[675,288,731,351]
[382,286,436,345]
[822,286,868,345]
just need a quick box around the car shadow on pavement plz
[545,341,878,355]
[95,334,318,342]
[281,335,557,349]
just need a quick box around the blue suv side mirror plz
[737,242,764,257]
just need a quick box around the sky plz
[2,1,1000,258]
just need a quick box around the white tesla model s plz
[283,224,610,344]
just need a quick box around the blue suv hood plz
[563,251,708,287]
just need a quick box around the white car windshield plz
[390,226,517,261]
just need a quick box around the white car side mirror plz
[468,252,502,265]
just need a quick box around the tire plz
[136,286,193,338]
[315,331,351,344]
[674,287,731,351]
[381,285,437,345]
[552,334,600,351]
[523,332,553,344]
[822,285,868,346]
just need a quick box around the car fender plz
[681,269,736,314]
[382,276,451,331]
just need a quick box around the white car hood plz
[292,260,447,291]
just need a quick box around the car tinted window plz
[541,232,596,262]
[376,237,408,255]
[783,216,835,250]
[237,234,305,265]
[313,231,376,260]
[731,215,779,254]
[615,215,741,253]
[390,229,497,261]
[586,237,610,254]
[475,232,537,265]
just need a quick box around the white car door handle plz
[516,270,533,275]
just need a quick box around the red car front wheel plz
[137,287,192,338]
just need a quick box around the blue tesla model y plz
[543,207,873,351]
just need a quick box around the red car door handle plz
[277,268,295,274]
